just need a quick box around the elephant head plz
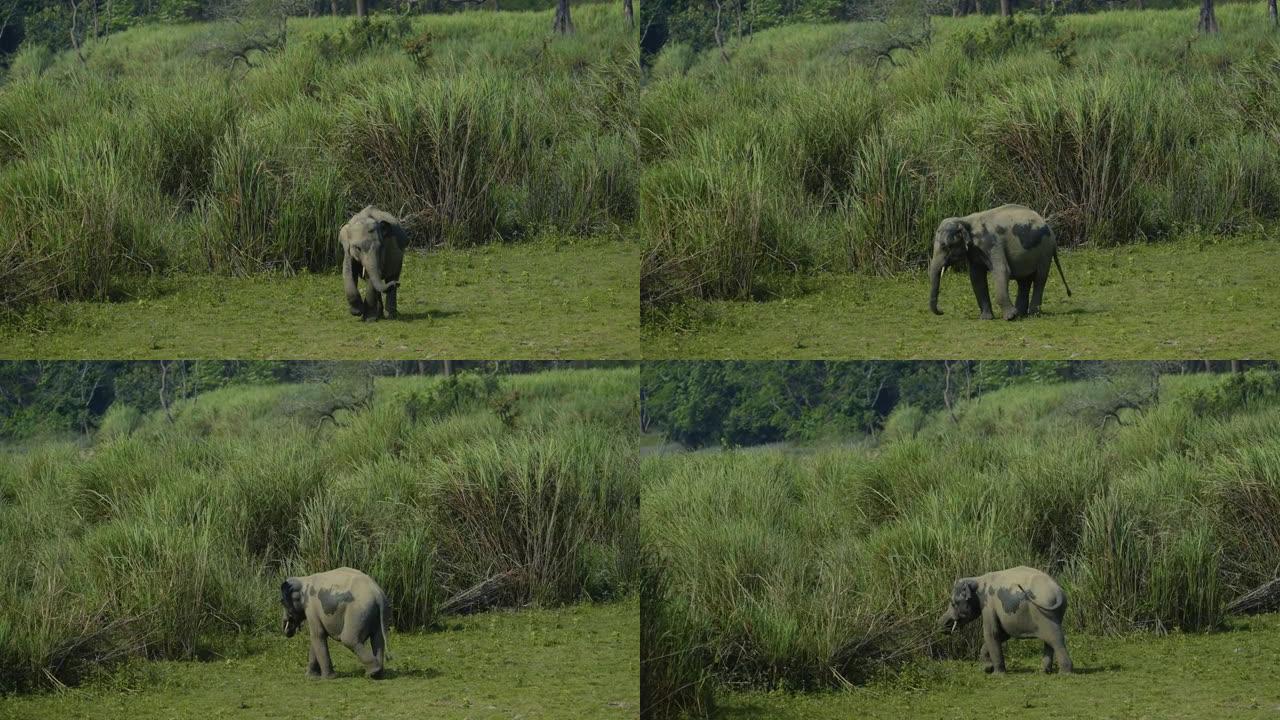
[928,218,972,316]
[344,216,400,294]
[938,578,980,634]
[280,578,306,638]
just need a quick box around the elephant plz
[280,567,390,679]
[938,565,1073,675]
[927,204,1071,320]
[340,205,406,321]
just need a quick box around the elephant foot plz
[386,311,398,320]
[979,310,994,320]
[362,314,380,323]
[321,671,338,680]
[982,664,994,674]
[366,667,385,679]
[1003,309,1018,321]
[306,670,321,679]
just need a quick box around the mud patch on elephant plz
[318,589,354,616]
[996,586,1024,613]
[1013,222,1050,250]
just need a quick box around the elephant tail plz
[1017,584,1065,613]
[1053,251,1072,297]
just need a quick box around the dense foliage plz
[642,368,1280,717]
[0,360,627,438]
[641,361,1265,447]
[0,4,636,315]
[0,366,639,691]
[640,7,1280,314]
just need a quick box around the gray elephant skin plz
[280,567,390,679]
[928,204,1072,320]
[340,205,406,321]
[938,565,1073,675]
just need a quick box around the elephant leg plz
[1048,627,1073,674]
[980,644,994,673]
[983,620,1006,674]
[385,285,398,320]
[969,264,994,320]
[344,256,365,317]
[1030,266,1049,315]
[311,635,337,679]
[990,254,1015,320]
[1015,278,1031,316]
[306,644,321,677]
[363,286,382,322]
[349,639,384,679]
[1041,642,1054,673]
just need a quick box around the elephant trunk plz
[364,261,398,294]
[938,609,959,634]
[928,247,947,316]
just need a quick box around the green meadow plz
[640,7,1280,356]
[643,368,1280,716]
[0,366,639,699]
[0,4,637,356]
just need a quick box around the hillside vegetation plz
[0,366,639,692]
[640,6,1280,313]
[0,4,637,316]
[642,369,1280,716]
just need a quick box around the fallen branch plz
[1227,577,1280,616]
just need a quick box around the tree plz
[1270,0,1277,28]
[999,0,1011,16]
[1198,0,1218,33]
[624,0,632,26]
[355,0,364,14]
[552,0,571,33]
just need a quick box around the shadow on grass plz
[379,666,443,680]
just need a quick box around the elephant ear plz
[280,578,302,610]
[377,219,403,250]
[952,577,978,603]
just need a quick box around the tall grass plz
[0,3,637,314]
[0,367,639,692]
[640,6,1280,313]
[642,370,1280,715]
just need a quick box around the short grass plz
[642,236,1280,358]
[0,239,639,359]
[0,601,639,720]
[719,613,1280,720]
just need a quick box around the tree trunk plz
[1270,0,1277,27]
[1197,0,1218,33]
[1000,0,1011,16]
[552,0,573,33]
[1231,360,1243,373]
[623,0,633,26]
[1134,0,1142,9]
[331,0,338,15]
[443,360,453,377]
[356,0,366,15]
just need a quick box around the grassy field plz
[0,4,637,354]
[639,6,1280,344]
[0,239,639,359]
[0,601,639,720]
[720,613,1280,719]
[0,366,639,692]
[641,369,1280,717]
[641,236,1280,358]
